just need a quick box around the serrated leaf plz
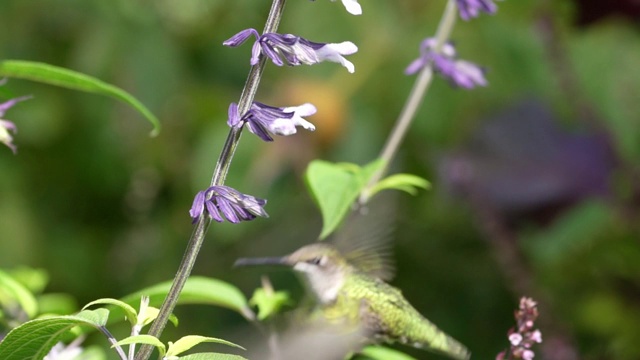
[120,277,253,321]
[166,335,244,357]
[83,298,138,326]
[359,345,417,360]
[368,174,430,198]
[305,159,385,239]
[178,353,247,360]
[0,269,39,319]
[0,309,109,360]
[0,60,160,136]
[249,288,291,321]
[114,335,165,357]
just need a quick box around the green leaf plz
[0,269,39,319]
[166,335,244,357]
[178,353,247,360]
[37,293,78,315]
[249,287,291,321]
[78,345,108,360]
[0,60,160,136]
[120,277,254,321]
[114,335,165,357]
[359,345,417,360]
[368,174,430,198]
[0,309,109,360]
[305,159,385,239]
[7,267,49,294]
[137,306,179,328]
[83,298,138,326]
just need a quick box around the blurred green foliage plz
[1,0,640,359]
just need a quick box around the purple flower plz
[189,185,268,223]
[456,0,499,20]
[224,29,358,73]
[227,102,316,142]
[405,37,487,89]
[0,87,31,154]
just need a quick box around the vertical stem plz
[359,0,458,203]
[134,1,287,360]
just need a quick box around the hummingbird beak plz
[234,256,290,267]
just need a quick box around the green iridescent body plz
[316,266,470,360]
[236,243,470,360]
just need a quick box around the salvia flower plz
[496,297,542,360]
[405,37,487,89]
[456,0,499,21]
[228,102,316,142]
[189,185,267,223]
[224,29,358,73]
[325,0,363,15]
[0,91,31,154]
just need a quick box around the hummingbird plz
[235,241,471,360]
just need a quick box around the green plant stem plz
[99,327,128,360]
[134,1,287,359]
[359,0,458,204]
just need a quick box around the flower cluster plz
[497,297,543,360]
[0,81,31,154]
[224,29,358,73]
[456,0,499,20]
[405,37,487,89]
[228,102,316,142]
[190,186,268,223]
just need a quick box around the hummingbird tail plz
[413,330,471,360]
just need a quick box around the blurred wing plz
[330,193,397,281]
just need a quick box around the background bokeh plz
[1,0,640,359]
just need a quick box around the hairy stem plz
[359,0,458,203]
[134,1,287,359]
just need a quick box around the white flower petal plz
[509,333,523,346]
[269,118,297,135]
[269,104,317,136]
[340,0,362,15]
[317,42,358,73]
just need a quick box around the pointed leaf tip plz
[0,60,161,135]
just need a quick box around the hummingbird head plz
[235,243,350,304]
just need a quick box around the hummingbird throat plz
[294,261,345,304]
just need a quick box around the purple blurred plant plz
[405,38,487,89]
[456,0,499,20]
[496,297,543,360]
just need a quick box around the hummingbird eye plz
[307,257,322,266]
